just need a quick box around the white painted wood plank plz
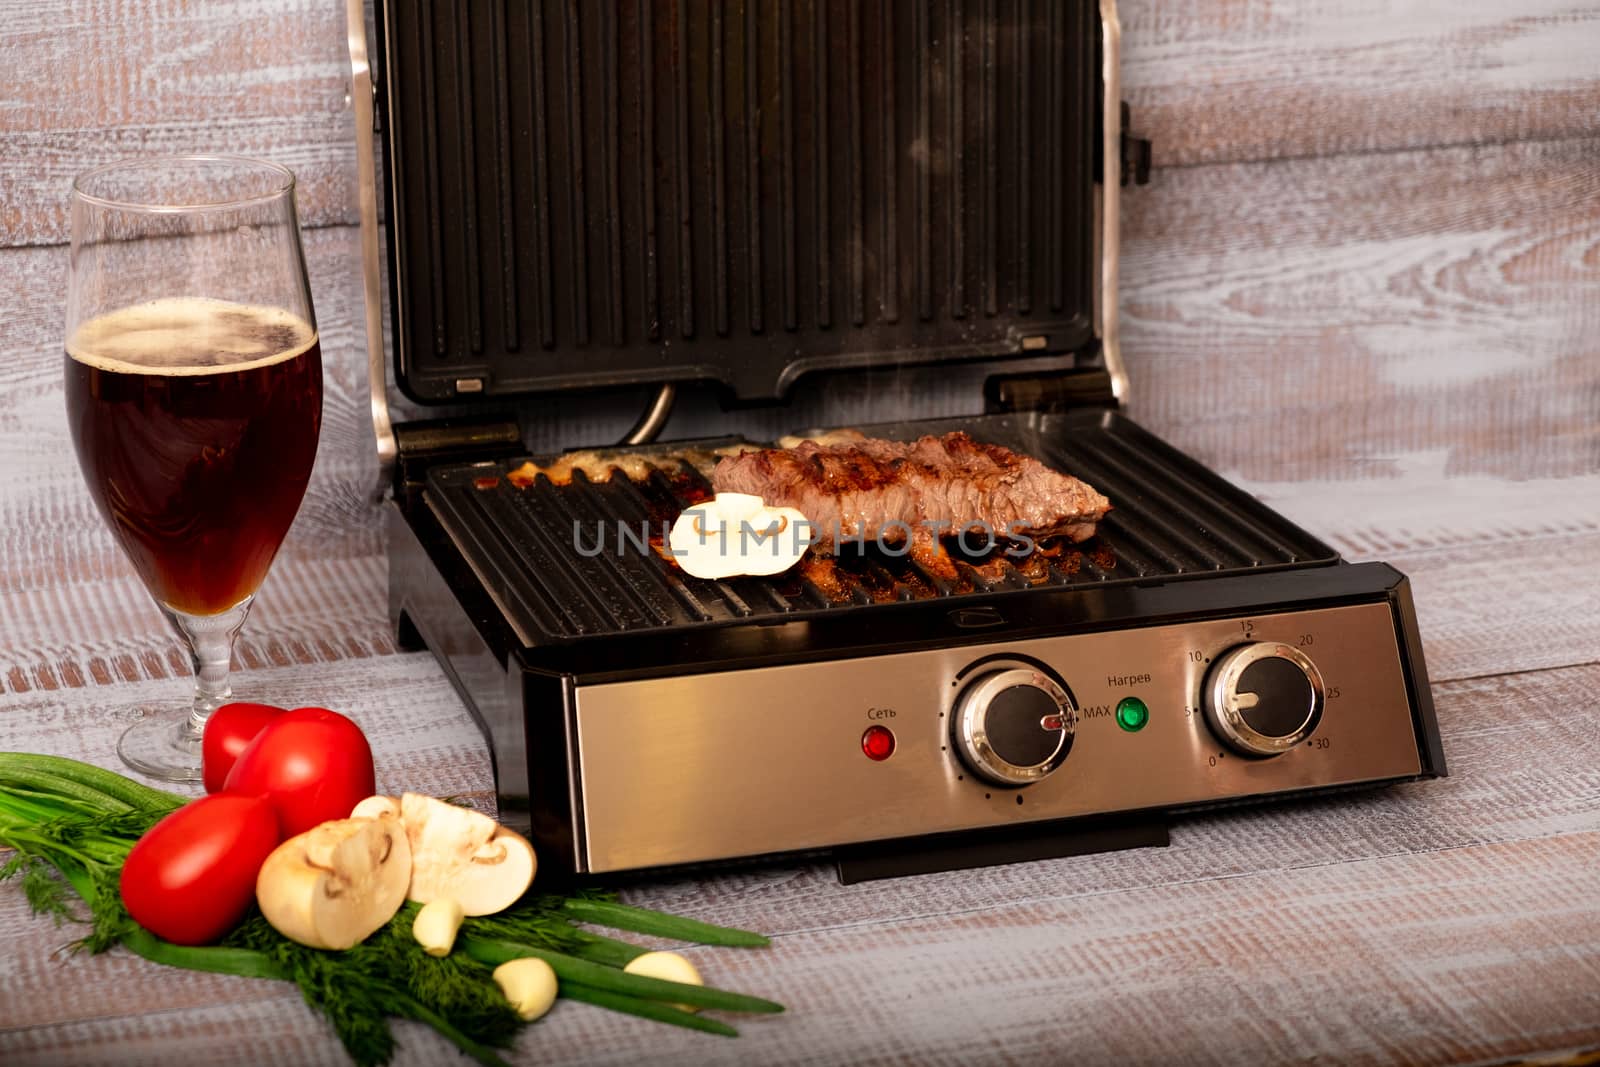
[0,993,356,1066]
[1382,530,1600,684]
[1122,0,1600,166]
[1120,137,1600,486]
[0,0,357,248]
[604,835,1600,1067]
[0,653,496,810]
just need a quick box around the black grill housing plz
[366,0,1448,882]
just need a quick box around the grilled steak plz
[710,432,1112,554]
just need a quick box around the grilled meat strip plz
[710,432,1112,554]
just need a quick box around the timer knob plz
[952,666,1076,787]
[1203,642,1325,757]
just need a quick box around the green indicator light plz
[1116,696,1150,732]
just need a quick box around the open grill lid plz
[358,0,1123,408]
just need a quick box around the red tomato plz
[223,706,377,838]
[201,702,285,793]
[120,793,281,945]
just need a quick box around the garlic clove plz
[494,957,559,1021]
[412,897,466,957]
[623,950,706,1013]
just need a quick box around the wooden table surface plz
[3,2,1599,1064]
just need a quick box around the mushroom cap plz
[256,815,411,950]
[399,793,536,916]
[350,794,401,820]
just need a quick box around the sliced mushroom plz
[255,816,412,950]
[398,792,536,916]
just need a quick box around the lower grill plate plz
[425,409,1337,646]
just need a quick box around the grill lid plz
[368,0,1109,405]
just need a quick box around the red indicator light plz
[861,725,896,761]
[1040,715,1065,732]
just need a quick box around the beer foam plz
[67,297,317,376]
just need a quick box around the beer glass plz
[64,157,323,781]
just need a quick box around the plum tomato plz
[201,702,285,793]
[222,706,377,838]
[119,792,282,945]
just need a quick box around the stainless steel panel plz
[573,602,1420,871]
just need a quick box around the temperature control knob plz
[952,666,1076,786]
[1203,642,1325,757]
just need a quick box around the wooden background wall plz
[4,0,1595,698]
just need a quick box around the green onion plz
[564,929,650,969]
[391,993,515,1067]
[0,753,184,812]
[559,983,740,1037]
[120,926,291,981]
[559,897,771,947]
[0,766,135,813]
[0,788,89,826]
[459,937,784,1015]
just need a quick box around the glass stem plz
[166,597,254,742]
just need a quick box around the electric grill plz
[347,0,1445,882]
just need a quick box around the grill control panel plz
[572,601,1423,872]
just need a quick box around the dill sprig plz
[221,903,527,1067]
[1,753,785,1065]
[8,855,80,926]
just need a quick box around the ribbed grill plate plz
[424,411,1339,644]
[378,0,1098,402]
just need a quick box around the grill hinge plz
[1096,101,1152,188]
[984,366,1118,414]
[1121,103,1152,188]
[392,415,525,498]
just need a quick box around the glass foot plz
[117,707,204,783]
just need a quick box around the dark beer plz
[65,297,323,616]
